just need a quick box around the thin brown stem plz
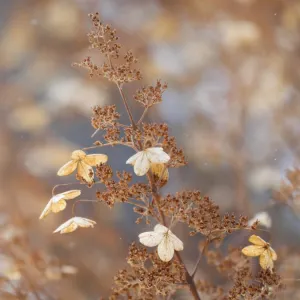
[137,107,149,125]
[116,83,137,129]
[191,238,210,279]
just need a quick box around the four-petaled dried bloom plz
[57,150,108,183]
[242,235,277,270]
[53,217,96,234]
[248,211,272,229]
[126,147,170,176]
[39,190,81,219]
[138,224,183,262]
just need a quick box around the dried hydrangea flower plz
[138,224,183,262]
[39,190,81,219]
[57,150,108,183]
[150,163,169,187]
[248,211,272,228]
[242,235,277,270]
[126,147,170,176]
[53,217,96,234]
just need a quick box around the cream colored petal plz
[259,250,274,270]
[169,232,184,251]
[154,224,169,234]
[269,247,277,261]
[139,231,164,247]
[77,161,94,183]
[134,152,150,176]
[51,199,67,213]
[60,190,81,200]
[74,217,96,228]
[248,235,266,246]
[242,245,265,257]
[57,160,78,176]
[39,200,53,219]
[157,236,175,262]
[71,150,86,160]
[126,151,143,165]
[53,218,78,234]
[146,147,170,164]
[84,154,108,166]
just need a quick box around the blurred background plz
[1,0,300,298]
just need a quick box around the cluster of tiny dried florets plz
[110,243,186,299]
[134,80,168,107]
[37,13,282,300]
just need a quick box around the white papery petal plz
[157,236,175,262]
[51,199,67,213]
[169,232,184,251]
[53,218,76,234]
[126,151,143,165]
[51,194,66,203]
[138,231,164,247]
[134,152,150,176]
[74,217,96,228]
[146,147,170,164]
[154,224,169,234]
[39,200,52,219]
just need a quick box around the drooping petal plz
[59,190,81,200]
[39,200,53,219]
[139,231,164,247]
[242,245,265,257]
[57,160,78,176]
[157,236,175,262]
[84,154,108,166]
[126,151,143,165]
[154,224,169,234]
[53,218,78,234]
[146,147,170,164]
[151,163,169,182]
[248,235,266,246]
[77,161,94,183]
[169,232,184,251]
[51,199,67,213]
[73,217,96,228]
[259,250,274,270]
[134,152,151,176]
[269,247,277,261]
[71,150,86,160]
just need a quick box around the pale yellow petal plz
[84,154,108,166]
[242,245,265,257]
[77,161,94,183]
[53,218,78,234]
[60,190,81,200]
[57,160,77,176]
[259,250,274,270]
[51,200,67,213]
[248,235,266,246]
[71,150,86,160]
[151,163,169,181]
[269,247,277,261]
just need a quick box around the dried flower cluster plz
[36,13,287,300]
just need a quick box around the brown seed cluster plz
[134,80,168,107]
[160,191,248,237]
[110,243,186,299]
[91,105,120,130]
